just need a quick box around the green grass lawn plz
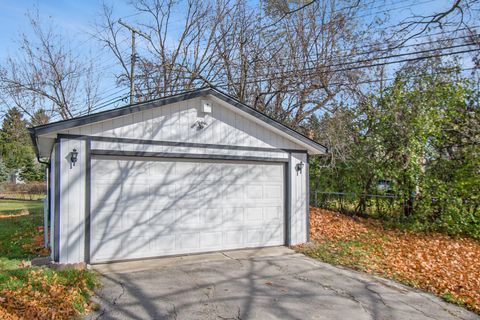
[0,200,45,268]
[0,199,44,214]
[0,199,98,318]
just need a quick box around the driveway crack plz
[168,302,178,320]
[221,252,243,266]
[416,292,470,320]
[266,260,375,319]
[398,300,438,320]
[365,285,387,306]
[91,280,125,320]
[112,281,125,305]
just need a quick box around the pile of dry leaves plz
[305,207,480,313]
[0,269,95,320]
[20,226,49,256]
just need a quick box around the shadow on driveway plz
[86,247,479,320]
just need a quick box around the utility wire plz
[210,47,479,88]
[97,66,477,116]
[138,41,478,82]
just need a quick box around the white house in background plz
[29,87,327,264]
[9,169,25,184]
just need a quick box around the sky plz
[1,1,106,57]
[0,0,468,118]
[0,0,453,62]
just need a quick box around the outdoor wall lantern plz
[70,149,79,166]
[192,120,208,130]
[295,161,304,174]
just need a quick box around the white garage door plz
[90,156,285,263]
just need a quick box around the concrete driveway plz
[87,247,479,320]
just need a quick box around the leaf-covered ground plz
[0,200,98,319]
[296,207,480,314]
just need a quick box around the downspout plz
[28,128,51,248]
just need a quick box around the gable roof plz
[30,86,327,157]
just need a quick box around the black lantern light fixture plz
[295,161,304,174]
[71,149,79,166]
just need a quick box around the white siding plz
[61,98,299,151]
[290,153,308,245]
[58,138,87,263]
[54,97,311,263]
[49,144,56,260]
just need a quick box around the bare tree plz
[96,0,234,101]
[99,0,375,129]
[211,0,374,128]
[390,0,479,47]
[0,11,100,121]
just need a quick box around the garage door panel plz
[149,209,176,226]
[245,228,263,244]
[176,233,200,250]
[264,206,282,223]
[263,185,282,199]
[123,235,152,254]
[91,157,285,263]
[175,183,204,200]
[202,208,223,225]
[263,226,283,243]
[176,209,200,226]
[93,183,123,204]
[150,183,175,194]
[152,235,176,253]
[200,232,223,249]
[245,185,263,199]
[263,164,283,181]
[200,164,223,182]
[222,208,244,226]
[151,162,175,176]
[121,183,151,203]
[224,185,244,199]
[223,230,243,247]
[245,207,262,222]
[175,162,198,178]
[91,214,122,236]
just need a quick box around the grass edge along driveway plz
[0,199,98,320]
[296,207,480,315]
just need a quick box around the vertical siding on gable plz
[59,98,308,151]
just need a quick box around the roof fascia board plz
[32,88,210,136]
[31,86,326,155]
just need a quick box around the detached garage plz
[30,87,326,264]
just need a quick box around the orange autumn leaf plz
[300,207,480,314]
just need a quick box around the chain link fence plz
[311,191,409,217]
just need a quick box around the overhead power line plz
[118,19,151,105]
[138,41,479,82]
[211,46,479,88]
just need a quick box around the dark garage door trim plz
[58,133,308,154]
[85,151,291,264]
